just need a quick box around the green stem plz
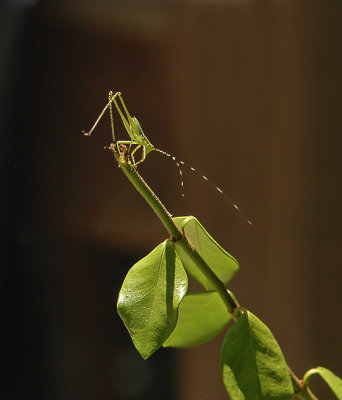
[112,144,319,399]
[176,236,238,313]
[113,147,182,240]
[112,145,238,315]
[289,368,319,400]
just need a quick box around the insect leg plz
[111,92,134,140]
[115,140,135,154]
[83,94,114,136]
[108,91,116,142]
[130,144,143,166]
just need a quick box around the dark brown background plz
[1,0,342,399]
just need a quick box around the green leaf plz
[304,366,342,399]
[220,310,293,400]
[173,216,239,290]
[117,239,188,359]
[163,291,231,348]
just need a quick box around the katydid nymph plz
[83,91,156,166]
[83,91,253,226]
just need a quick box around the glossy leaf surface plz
[221,310,293,400]
[163,291,231,348]
[173,216,239,290]
[304,366,342,399]
[117,240,188,359]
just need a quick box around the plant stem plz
[176,236,238,313]
[289,368,319,400]
[112,145,319,399]
[112,145,238,315]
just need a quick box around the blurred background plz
[1,0,342,399]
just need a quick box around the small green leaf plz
[163,291,231,348]
[221,310,293,400]
[173,216,239,290]
[117,240,188,359]
[304,366,342,399]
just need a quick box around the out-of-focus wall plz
[172,1,342,398]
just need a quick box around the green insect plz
[83,91,252,225]
[83,91,156,166]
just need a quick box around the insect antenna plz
[155,149,186,197]
[155,149,253,226]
